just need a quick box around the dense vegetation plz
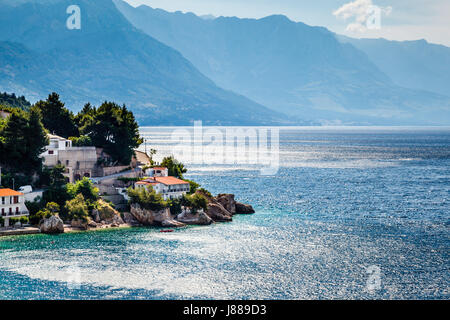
[0,107,48,176]
[127,186,208,216]
[160,156,187,179]
[76,101,143,165]
[0,92,143,189]
[27,175,100,224]
[0,92,31,111]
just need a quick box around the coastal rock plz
[161,219,186,228]
[205,202,232,222]
[235,202,255,214]
[71,219,89,230]
[216,194,236,215]
[96,200,124,225]
[92,209,101,223]
[176,210,213,225]
[87,221,98,229]
[40,215,64,234]
[123,212,141,226]
[130,204,186,227]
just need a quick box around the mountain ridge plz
[0,0,292,125]
[115,0,450,125]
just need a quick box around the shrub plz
[197,188,212,198]
[65,194,89,222]
[67,177,99,203]
[127,186,167,211]
[69,135,93,147]
[185,179,200,194]
[181,193,208,214]
[167,198,183,216]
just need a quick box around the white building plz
[135,176,190,200]
[0,188,29,227]
[41,134,98,183]
[144,166,169,177]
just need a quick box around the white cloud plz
[333,0,392,33]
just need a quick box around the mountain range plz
[0,0,289,125]
[115,0,450,125]
[0,0,449,125]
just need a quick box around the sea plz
[0,126,449,300]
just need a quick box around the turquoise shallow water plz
[1,127,449,299]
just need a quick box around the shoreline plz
[0,223,136,238]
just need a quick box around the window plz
[13,196,19,204]
[9,208,12,215]
[48,150,54,155]
[66,160,70,166]
[16,207,19,214]
[1,208,4,216]
[1,197,4,205]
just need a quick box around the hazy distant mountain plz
[0,0,289,125]
[115,0,450,125]
[339,36,450,97]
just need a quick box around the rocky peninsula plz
[21,192,254,236]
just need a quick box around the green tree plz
[65,194,89,222]
[25,108,49,170]
[127,186,167,211]
[67,177,99,203]
[181,193,208,213]
[79,102,142,165]
[160,156,187,179]
[41,165,71,214]
[34,93,78,138]
[69,135,93,147]
[0,109,47,174]
[185,179,200,194]
[0,107,48,175]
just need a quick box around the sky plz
[124,0,450,46]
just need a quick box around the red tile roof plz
[0,189,24,197]
[154,176,189,186]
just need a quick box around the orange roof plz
[138,176,189,186]
[151,167,167,171]
[136,181,160,185]
[154,176,189,186]
[0,188,24,197]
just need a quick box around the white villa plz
[135,167,190,200]
[41,134,97,183]
[0,188,29,227]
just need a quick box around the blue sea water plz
[0,127,449,300]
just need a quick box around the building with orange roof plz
[136,176,190,200]
[144,166,169,178]
[0,188,29,227]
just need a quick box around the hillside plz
[115,0,450,125]
[339,36,450,97]
[0,0,290,125]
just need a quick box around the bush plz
[29,202,60,225]
[167,198,183,216]
[69,135,93,147]
[127,186,168,211]
[67,177,99,203]
[181,193,208,214]
[185,179,200,194]
[197,188,212,198]
[26,199,45,225]
[65,194,89,222]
